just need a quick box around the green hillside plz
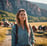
[28,15,47,22]
[0,10,47,22]
[0,10,16,22]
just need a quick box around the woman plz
[11,9,35,46]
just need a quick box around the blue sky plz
[27,0,47,4]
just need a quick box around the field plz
[0,22,47,46]
[0,26,11,44]
[34,33,47,46]
[30,22,47,46]
[29,22,47,27]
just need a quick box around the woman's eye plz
[21,15,22,16]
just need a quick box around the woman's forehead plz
[19,11,26,14]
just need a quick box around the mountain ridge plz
[0,0,47,22]
[0,0,47,17]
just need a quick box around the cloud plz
[27,0,47,4]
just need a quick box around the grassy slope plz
[0,10,47,22]
[0,10,16,21]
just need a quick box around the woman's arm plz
[11,25,16,46]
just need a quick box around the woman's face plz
[19,11,27,22]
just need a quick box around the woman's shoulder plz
[12,24,16,29]
[11,24,17,32]
[12,24,18,29]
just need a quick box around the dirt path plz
[1,35,11,46]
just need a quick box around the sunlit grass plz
[29,22,47,27]
[0,26,11,42]
[34,33,47,46]
[29,22,47,46]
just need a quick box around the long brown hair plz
[16,9,31,34]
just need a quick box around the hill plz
[31,2,47,10]
[0,10,15,22]
[0,0,47,22]
[0,10,47,22]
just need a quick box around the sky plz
[27,0,47,4]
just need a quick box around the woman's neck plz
[20,22,24,30]
[20,21,24,26]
